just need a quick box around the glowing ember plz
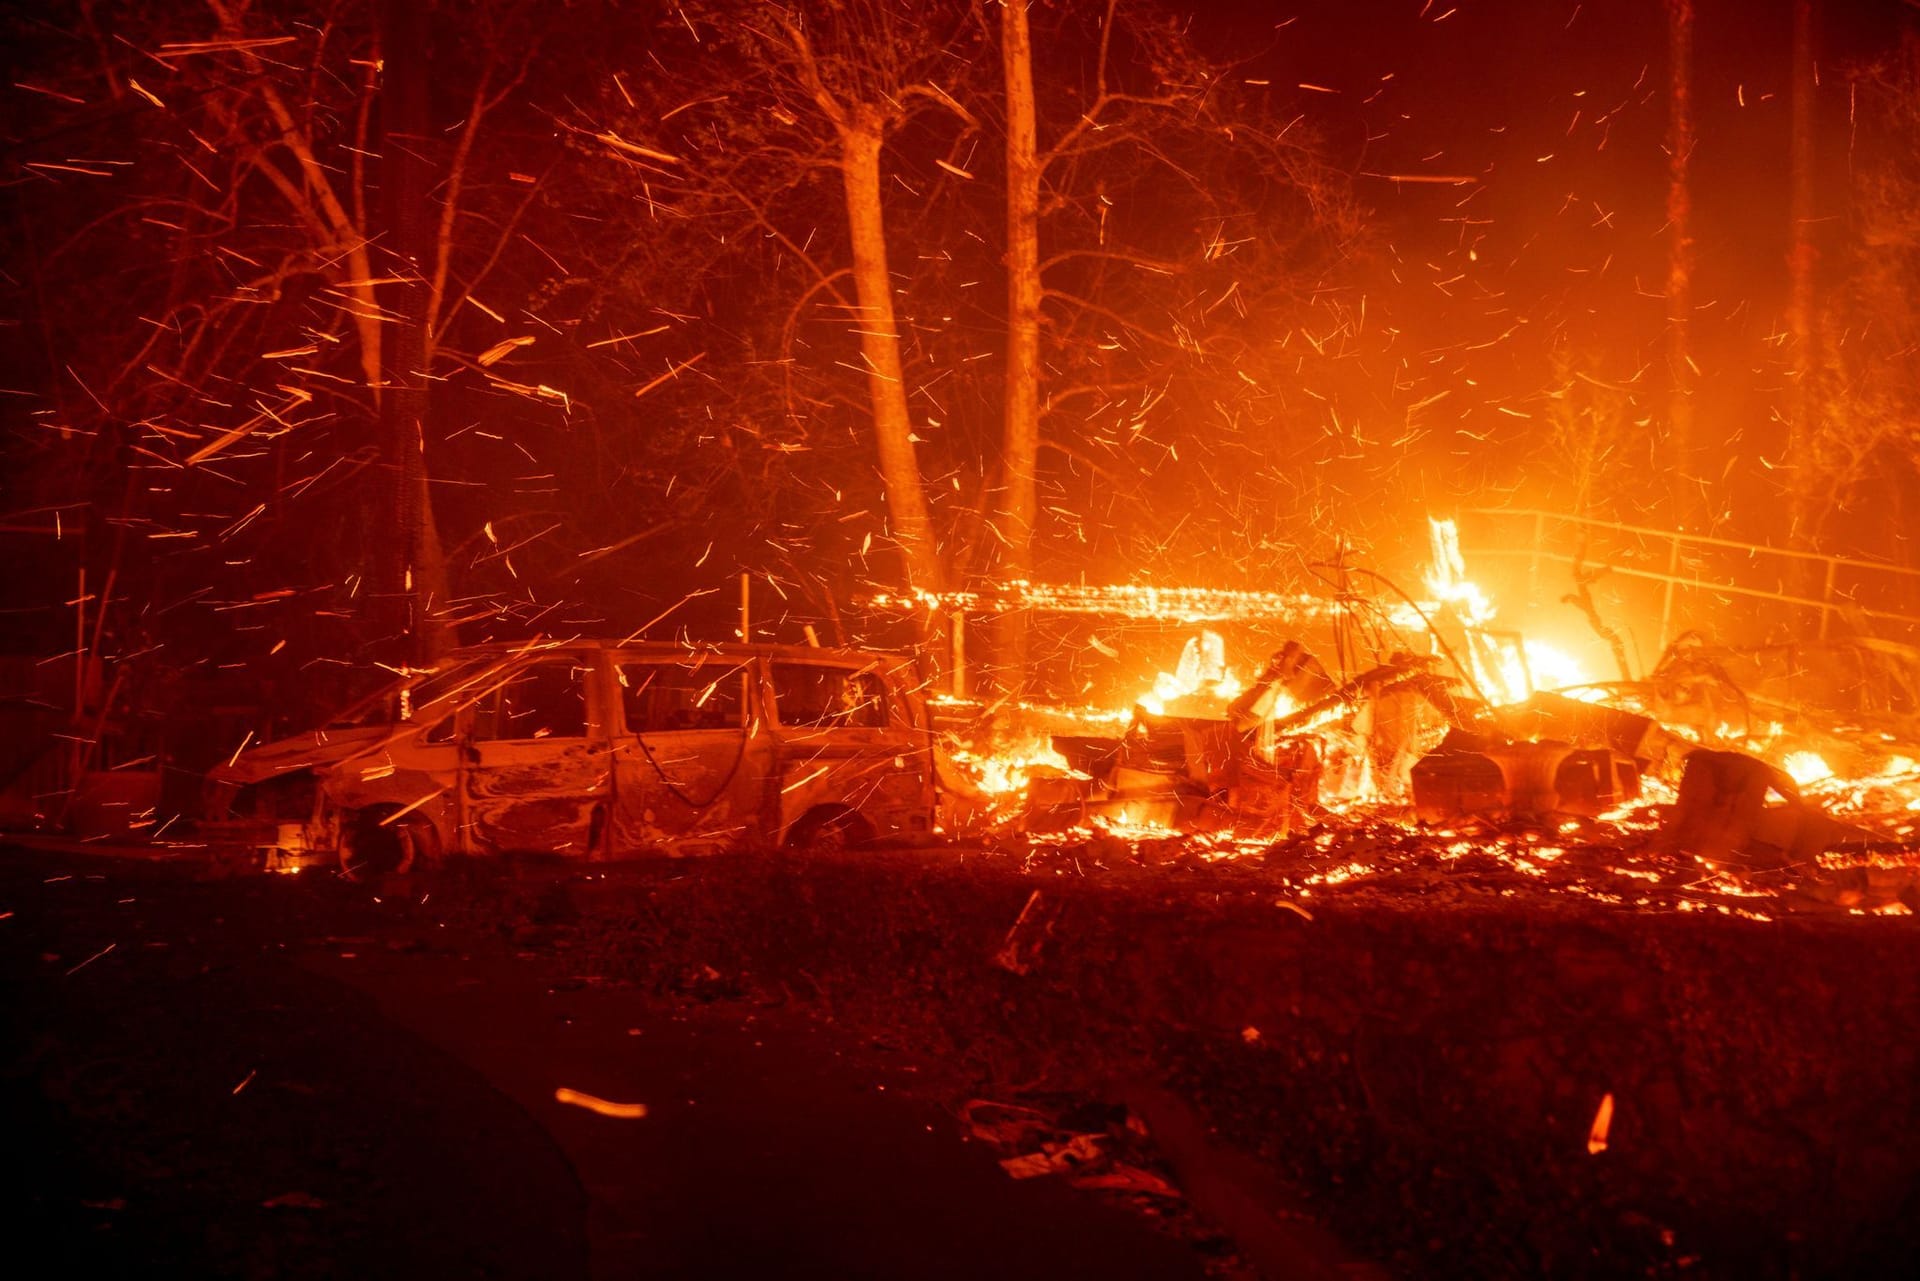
[866,582,1325,624]
[1587,1093,1615,1155]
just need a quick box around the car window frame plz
[767,659,892,733]
[463,654,602,745]
[612,652,762,737]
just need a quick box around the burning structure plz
[911,518,1920,920]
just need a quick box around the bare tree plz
[569,0,1359,677]
[999,0,1041,691]
[1806,35,1920,557]
[379,0,448,657]
[1785,0,1819,555]
[1016,6,1363,570]
[1664,0,1697,528]
[623,0,980,598]
[9,0,543,663]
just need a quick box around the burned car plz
[203,640,940,874]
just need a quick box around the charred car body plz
[203,640,940,874]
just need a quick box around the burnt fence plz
[1459,508,1920,656]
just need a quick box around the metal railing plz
[1462,508,1920,648]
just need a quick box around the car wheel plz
[787,809,869,856]
[341,809,434,881]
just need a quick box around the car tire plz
[341,809,437,881]
[786,808,869,856]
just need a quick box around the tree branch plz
[1040,248,1184,275]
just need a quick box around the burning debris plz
[935,521,1920,918]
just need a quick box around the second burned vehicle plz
[204,640,941,875]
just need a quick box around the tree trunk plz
[1000,0,1042,698]
[1664,0,1696,529]
[838,116,945,596]
[1785,0,1818,557]
[379,0,451,663]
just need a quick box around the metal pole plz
[1529,511,1545,604]
[950,611,967,699]
[70,566,86,808]
[88,567,116,673]
[739,572,750,642]
[1818,557,1837,639]
[1659,537,1680,653]
[73,566,86,718]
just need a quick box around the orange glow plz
[936,516,1920,903]
[1136,630,1246,716]
[956,737,1074,796]
[868,581,1325,624]
[1782,751,1834,786]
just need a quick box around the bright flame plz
[957,630,1283,805]
[1422,517,1598,704]
[1783,751,1834,786]
[1137,629,1243,715]
[960,739,1074,796]
[1516,640,1592,696]
[1425,517,1496,626]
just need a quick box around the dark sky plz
[1274,2,1913,365]
[1172,1,1917,552]
[1216,0,1907,257]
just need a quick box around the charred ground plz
[8,837,1917,1280]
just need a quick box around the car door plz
[459,654,609,855]
[607,653,775,853]
[769,659,933,842]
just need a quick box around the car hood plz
[208,726,398,786]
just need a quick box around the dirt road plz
[0,847,1207,1280]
